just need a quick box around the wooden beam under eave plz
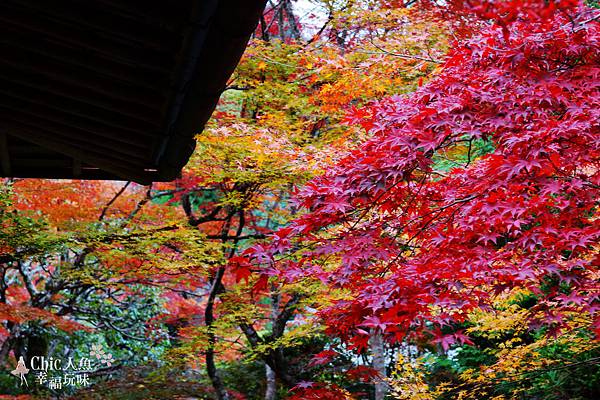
[0,132,11,176]
[0,5,174,73]
[8,128,153,184]
[73,158,82,178]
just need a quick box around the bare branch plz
[99,181,131,221]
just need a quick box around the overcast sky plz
[292,0,328,38]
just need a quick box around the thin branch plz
[368,39,442,63]
[99,181,131,221]
[182,193,224,226]
[270,293,302,339]
[122,184,153,227]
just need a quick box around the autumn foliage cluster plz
[265,0,599,345]
[1,1,599,400]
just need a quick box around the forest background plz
[1,0,599,399]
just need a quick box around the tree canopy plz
[1,1,598,400]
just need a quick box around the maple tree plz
[1,174,246,396]
[245,0,600,398]
[388,288,599,399]
[268,0,599,338]
[1,1,599,400]
[142,2,448,399]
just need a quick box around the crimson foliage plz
[252,1,600,349]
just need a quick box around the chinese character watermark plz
[8,344,114,391]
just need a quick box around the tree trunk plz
[205,266,229,400]
[370,331,387,400]
[265,287,279,400]
[265,363,277,400]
